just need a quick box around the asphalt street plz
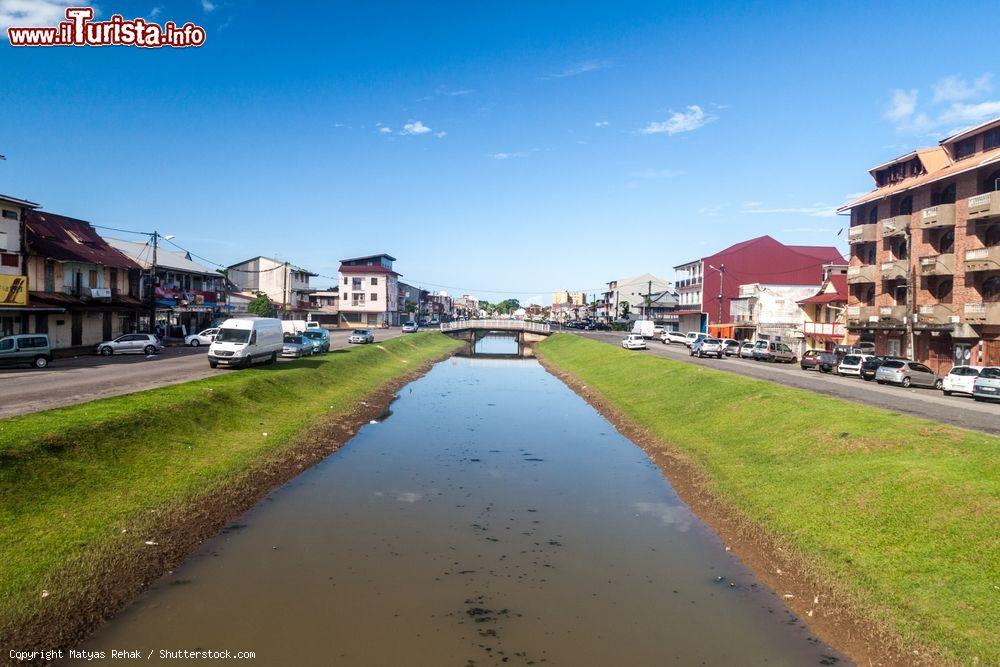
[573,330,1000,435]
[0,328,403,418]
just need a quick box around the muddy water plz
[75,356,845,666]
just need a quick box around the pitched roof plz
[340,253,396,263]
[798,274,848,305]
[26,211,140,269]
[338,264,400,276]
[104,237,219,276]
[227,256,317,276]
[0,193,40,209]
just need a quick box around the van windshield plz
[215,328,250,344]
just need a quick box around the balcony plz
[963,301,1000,324]
[918,204,956,229]
[803,321,846,337]
[917,303,956,325]
[967,191,1000,223]
[878,305,908,323]
[880,260,908,281]
[880,215,910,238]
[918,253,955,277]
[846,305,878,325]
[847,223,877,244]
[964,246,1000,273]
[846,264,876,284]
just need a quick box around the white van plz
[281,319,308,335]
[208,317,284,369]
[631,320,655,339]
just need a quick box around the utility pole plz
[149,231,158,334]
[905,227,915,359]
[281,261,288,319]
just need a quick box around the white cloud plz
[149,6,162,18]
[698,206,723,217]
[0,0,88,28]
[201,0,216,11]
[742,202,837,218]
[933,74,993,103]
[884,89,918,122]
[434,131,447,138]
[378,127,392,134]
[540,59,612,80]
[400,120,432,135]
[938,100,1000,128]
[633,502,692,532]
[489,149,535,160]
[640,105,712,135]
[594,120,609,127]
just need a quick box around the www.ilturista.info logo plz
[7,7,206,48]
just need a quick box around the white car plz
[184,328,219,347]
[661,331,689,345]
[95,333,164,356]
[348,329,375,344]
[838,354,874,377]
[621,334,647,350]
[942,365,983,396]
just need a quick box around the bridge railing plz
[440,319,551,334]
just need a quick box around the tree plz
[495,298,520,315]
[248,291,275,317]
[618,301,631,320]
[404,299,417,315]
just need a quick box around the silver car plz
[739,341,755,359]
[875,360,943,389]
[281,334,312,358]
[96,333,164,356]
[972,366,1000,401]
[348,329,375,344]
[695,337,725,358]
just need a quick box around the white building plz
[0,194,39,336]
[227,256,317,319]
[602,273,672,321]
[337,253,401,327]
[729,283,822,353]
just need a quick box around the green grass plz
[0,332,459,637]
[536,334,999,665]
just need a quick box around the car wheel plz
[100,346,113,356]
[876,380,884,384]
[33,355,49,369]
[190,339,200,347]
[789,357,797,364]
[268,352,278,364]
[209,360,218,368]
[902,377,912,388]
[934,379,943,390]
[144,345,157,355]
[973,396,983,402]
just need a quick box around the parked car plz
[661,331,690,345]
[942,365,984,396]
[722,339,741,356]
[402,321,419,333]
[739,341,756,359]
[208,317,283,368]
[875,360,942,389]
[418,318,428,327]
[838,354,874,377]
[695,337,725,358]
[632,320,656,338]
[184,328,219,347]
[622,334,647,350]
[972,367,1000,401]
[814,345,863,373]
[800,349,824,371]
[859,355,908,381]
[306,321,322,329]
[349,329,375,344]
[687,333,708,350]
[96,333,164,356]
[301,328,330,353]
[0,333,53,369]
[280,334,313,358]
[754,341,797,363]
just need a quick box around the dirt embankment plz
[536,356,935,667]
[6,349,454,664]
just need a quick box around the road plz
[0,328,403,419]
[573,330,1000,435]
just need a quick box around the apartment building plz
[675,236,842,336]
[839,116,1000,371]
[552,290,586,307]
[601,274,671,322]
[307,289,339,328]
[227,256,317,319]
[0,194,40,336]
[337,253,401,327]
[798,268,849,351]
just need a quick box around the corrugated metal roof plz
[26,211,140,269]
[104,237,219,276]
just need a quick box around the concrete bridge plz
[440,319,552,345]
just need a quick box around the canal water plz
[75,337,845,666]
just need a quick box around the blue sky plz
[2,0,999,304]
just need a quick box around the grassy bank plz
[536,334,998,665]
[0,332,459,644]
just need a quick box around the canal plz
[75,336,845,665]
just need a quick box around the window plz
[0,338,12,351]
[88,270,98,288]
[343,276,348,285]
[352,277,363,290]
[985,128,1000,151]
[370,277,378,285]
[933,183,957,205]
[370,292,378,301]
[868,207,877,225]
[1,209,17,220]
[955,137,976,159]
[0,253,17,267]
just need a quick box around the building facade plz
[729,283,822,353]
[840,116,1000,372]
[675,236,843,336]
[228,256,317,320]
[0,194,41,337]
[24,211,144,349]
[337,253,401,327]
[307,289,339,328]
[798,270,849,351]
[602,274,671,322]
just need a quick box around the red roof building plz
[798,272,850,350]
[673,235,844,333]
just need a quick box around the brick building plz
[839,116,1000,372]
